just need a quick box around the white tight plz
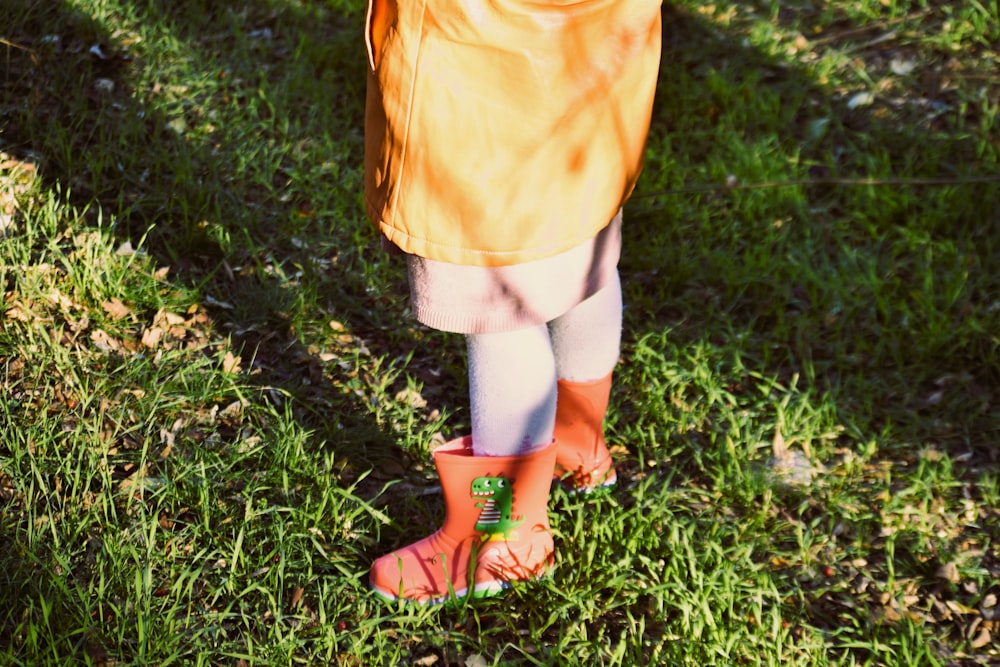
[467,272,622,456]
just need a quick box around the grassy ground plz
[1,0,998,664]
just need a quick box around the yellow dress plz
[364,0,663,268]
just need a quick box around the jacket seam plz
[387,0,427,223]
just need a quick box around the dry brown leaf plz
[947,599,977,615]
[151,308,185,328]
[222,350,242,374]
[187,310,211,326]
[101,297,132,321]
[0,154,37,175]
[395,388,426,409]
[772,424,787,459]
[290,586,305,609]
[141,327,163,349]
[970,626,992,649]
[91,329,124,354]
[218,400,244,421]
[5,301,37,323]
[0,213,16,237]
[937,562,961,584]
[47,288,82,314]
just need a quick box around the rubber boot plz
[370,436,557,605]
[553,372,617,491]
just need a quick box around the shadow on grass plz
[0,1,450,656]
[2,0,455,472]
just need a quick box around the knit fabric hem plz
[403,211,622,334]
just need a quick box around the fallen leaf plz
[222,350,242,374]
[218,399,245,420]
[47,288,79,313]
[937,562,961,584]
[969,626,991,649]
[395,388,426,409]
[141,326,163,349]
[151,308,185,328]
[101,297,132,320]
[0,213,15,237]
[91,329,124,353]
[772,425,787,459]
[946,599,976,615]
[6,301,38,323]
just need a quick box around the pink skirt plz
[404,211,622,334]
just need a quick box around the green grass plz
[2,0,999,664]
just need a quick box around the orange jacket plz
[364,0,662,267]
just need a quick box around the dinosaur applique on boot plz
[472,475,524,541]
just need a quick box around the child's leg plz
[548,270,622,489]
[549,270,622,382]
[369,325,559,604]
[467,325,557,457]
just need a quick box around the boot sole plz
[371,573,545,606]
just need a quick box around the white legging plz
[467,272,622,456]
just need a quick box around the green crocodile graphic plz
[471,475,523,540]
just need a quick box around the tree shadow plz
[2,1,458,656]
[2,0,462,471]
